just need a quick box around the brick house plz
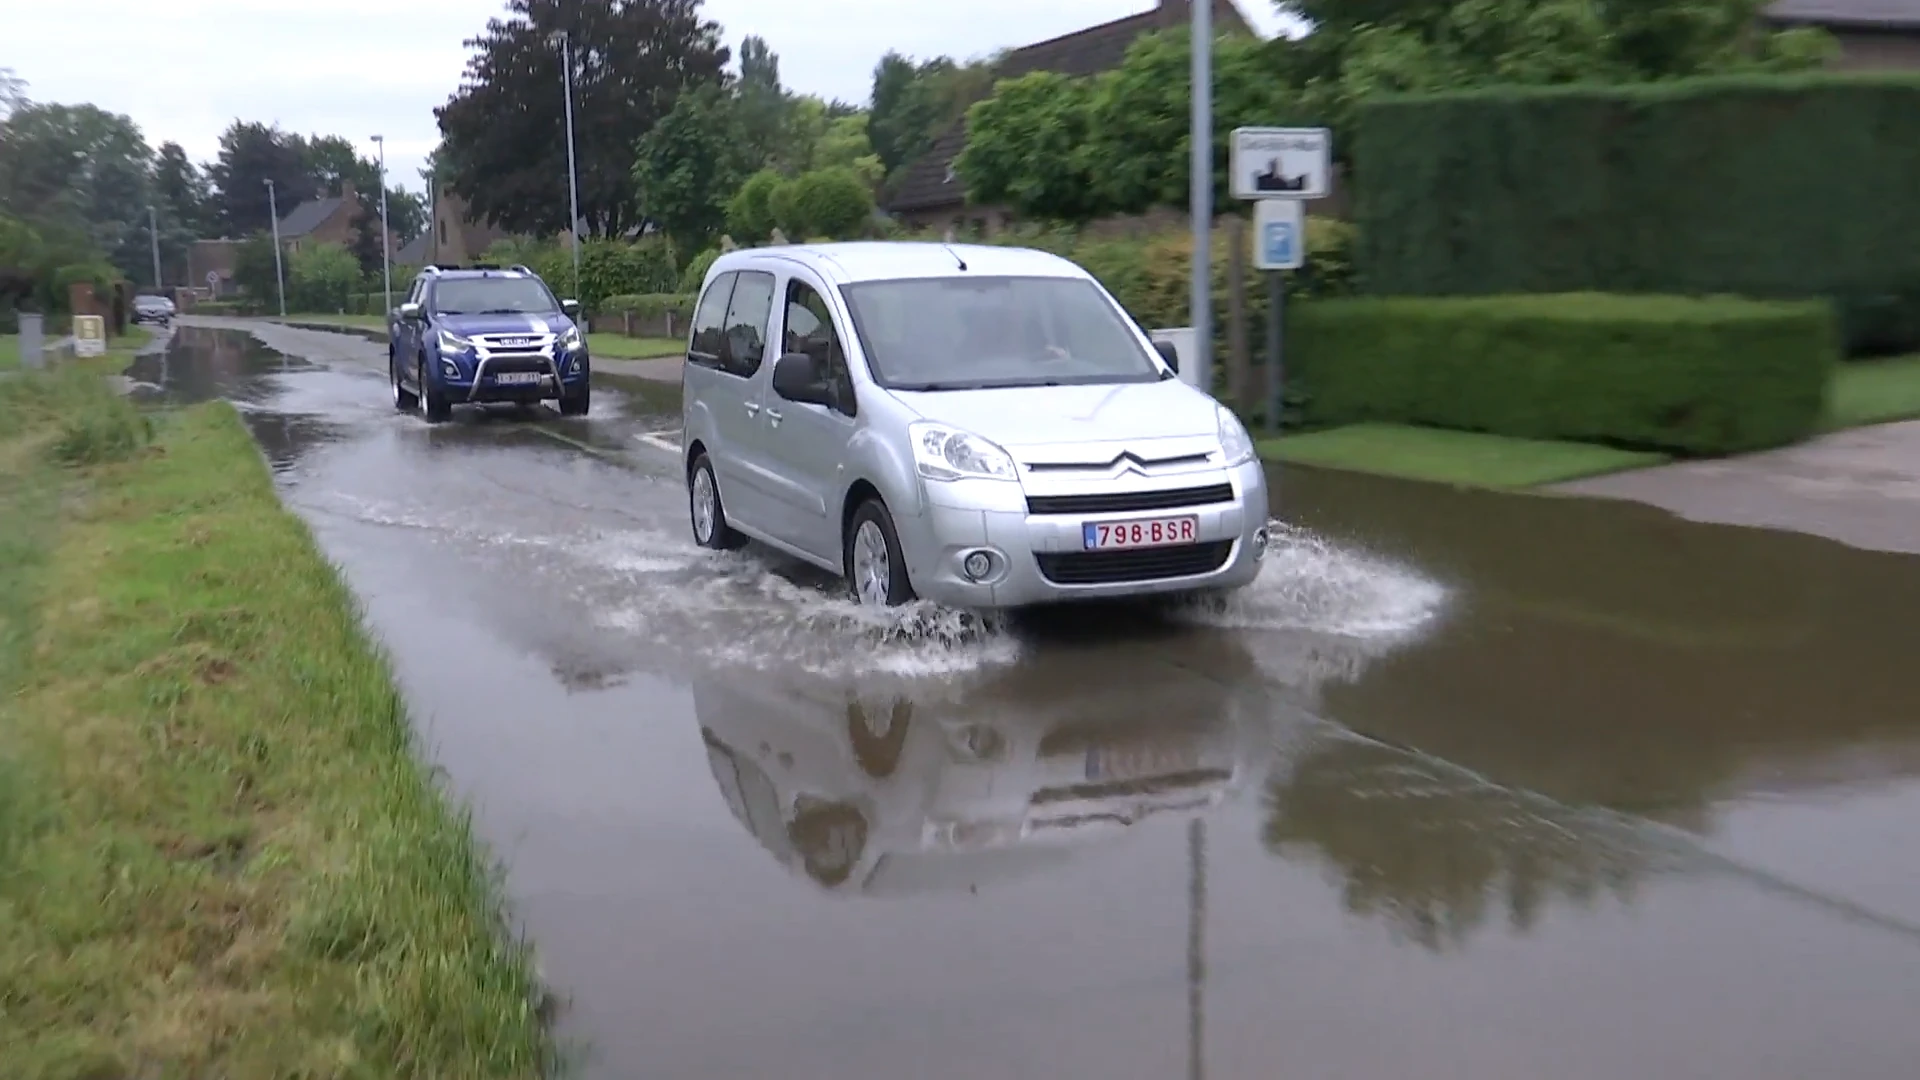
[273,181,398,256]
[1763,0,1920,68]
[885,0,1254,236]
[187,238,243,297]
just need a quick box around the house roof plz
[277,194,347,238]
[886,0,1253,214]
[1764,0,1920,28]
[395,232,430,264]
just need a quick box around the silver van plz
[680,242,1270,609]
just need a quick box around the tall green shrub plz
[1353,73,1920,355]
[1288,293,1836,455]
[287,242,360,313]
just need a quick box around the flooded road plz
[152,323,1920,1079]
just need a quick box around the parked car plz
[387,263,590,423]
[131,294,173,327]
[679,242,1270,610]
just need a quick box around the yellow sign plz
[73,315,106,357]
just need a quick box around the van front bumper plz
[892,459,1270,610]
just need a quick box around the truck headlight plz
[436,328,471,354]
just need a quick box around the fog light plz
[441,361,460,379]
[962,550,992,580]
[1252,527,1269,560]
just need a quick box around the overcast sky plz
[6,0,1298,199]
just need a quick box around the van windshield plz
[838,276,1162,391]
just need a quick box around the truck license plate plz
[494,372,541,385]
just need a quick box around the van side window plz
[720,271,776,379]
[781,280,855,416]
[688,272,737,370]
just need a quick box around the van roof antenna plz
[942,244,968,271]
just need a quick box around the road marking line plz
[634,431,682,454]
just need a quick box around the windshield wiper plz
[437,309,465,316]
[889,381,968,392]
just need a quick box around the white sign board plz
[1252,199,1306,271]
[1230,127,1331,201]
[206,270,220,290]
[73,315,107,357]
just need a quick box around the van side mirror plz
[772,352,830,405]
[399,302,422,321]
[1153,339,1180,372]
[561,299,581,318]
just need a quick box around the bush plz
[726,171,782,244]
[1286,293,1836,455]
[770,168,874,241]
[485,238,679,311]
[1353,73,1920,355]
[286,242,360,313]
[679,248,721,293]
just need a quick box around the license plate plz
[493,372,541,385]
[1083,515,1198,550]
[1086,740,1200,782]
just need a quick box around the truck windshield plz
[839,275,1160,391]
[432,277,558,315]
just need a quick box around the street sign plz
[1253,199,1306,271]
[73,315,106,357]
[1230,127,1331,201]
[206,270,219,291]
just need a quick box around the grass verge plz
[0,334,18,371]
[1821,354,1920,431]
[278,313,389,330]
[1259,423,1671,488]
[0,368,552,1077]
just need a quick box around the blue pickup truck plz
[387,264,591,423]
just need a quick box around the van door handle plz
[765,408,783,427]
[744,402,759,416]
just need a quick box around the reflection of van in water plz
[696,637,1281,896]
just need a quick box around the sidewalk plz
[1556,420,1920,556]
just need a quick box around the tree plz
[867,52,998,179]
[632,82,753,257]
[956,73,1103,222]
[232,232,282,306]
[304,134,425,277]
[153,142,211,234]
[725,169,782,242]
[0,102,156,286]
[0,67,25,120]
[767,168,873,241]
[208,121,314,237]
[436,0,730,239]
[734,34,797,170]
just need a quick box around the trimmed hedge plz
[1289,293,1836,455]
[597,293,695,337]
[1353,73,1920,355]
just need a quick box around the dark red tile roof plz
[886,0,1252,214]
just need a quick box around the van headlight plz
[909,422,1017,482]
[1217,405,1256,467]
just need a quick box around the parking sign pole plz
[1189,0,1212,397]
[1265,270,1285,435]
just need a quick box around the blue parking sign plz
[1262,221,1295,266]
[1252,198,1306,271]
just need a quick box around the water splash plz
[1171,522,1448,639]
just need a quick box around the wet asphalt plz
[137,323,1920,1079]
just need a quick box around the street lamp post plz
[147,204,162,292]
[552,28,582,298]
[264,179,287,318]
[371,134,392,314]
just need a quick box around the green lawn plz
[1821,354,1920,431]
[1259,423,1671,489]
[0,369,553,1074]
[589,332,682,359]
[0,335,17,371]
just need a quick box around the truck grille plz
[1035,541,1233,585]
[1025,482,1235,516]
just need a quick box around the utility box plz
[19,312,44,369]
[1149,327,1204,391]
